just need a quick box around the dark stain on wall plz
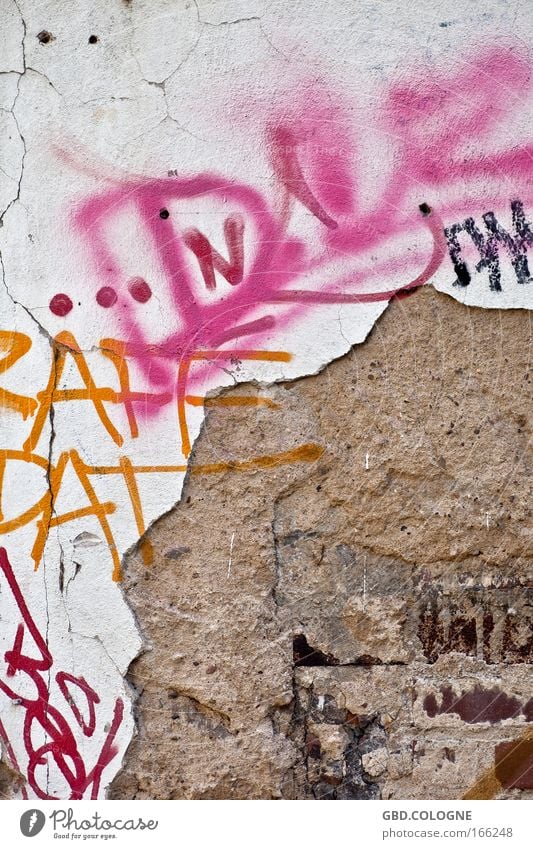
[424,684,525,724]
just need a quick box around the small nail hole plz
[159,208,170,219]
[37,31,54,45]
[88,34,98,44]
[419,202,431,215]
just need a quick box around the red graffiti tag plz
[0,548,124,799]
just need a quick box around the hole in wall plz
[293,634,340,667]
[37,30,54,45]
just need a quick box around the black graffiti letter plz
[444,222,472,287]
[445,201,533,291]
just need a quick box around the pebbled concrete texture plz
[110,288,532,799]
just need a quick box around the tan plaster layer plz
[110,288,532,799]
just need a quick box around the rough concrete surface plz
[110,289,532,799]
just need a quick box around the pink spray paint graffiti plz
[63,49,533,401]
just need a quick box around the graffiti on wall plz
[0,40,532,798]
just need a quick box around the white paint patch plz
[227,532,235,579]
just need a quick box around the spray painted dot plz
[128,277,152,303]
[49,293,73,317]
[96,286,117,307]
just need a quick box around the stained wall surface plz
[112,289,533,799]
[0,0,531,801]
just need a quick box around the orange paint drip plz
[119,456,153,566]
[100,345,139,439]
[0,390,37,419]
[177,349,291,458]
[25,332,126,453]
[190,442,323,474]
[185,394,279,409]
[139,538,154,566]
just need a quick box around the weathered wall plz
[0,0,532,800]
[110,289,533,799]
